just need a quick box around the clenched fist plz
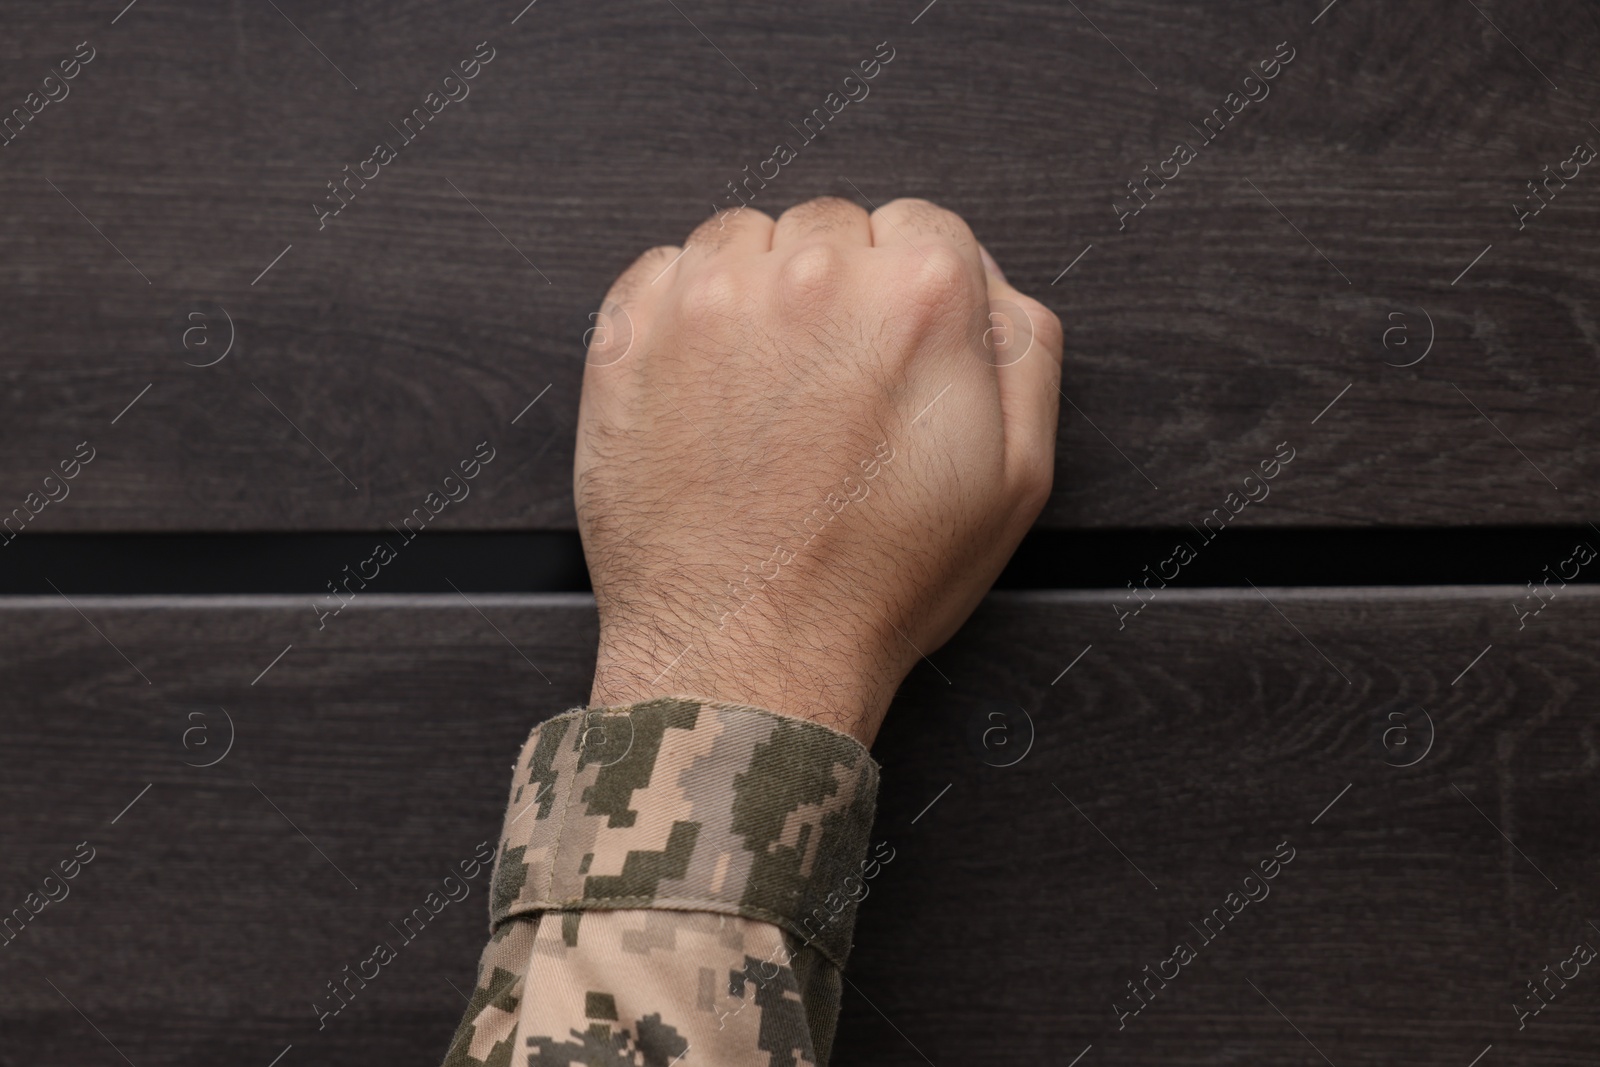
[575,196,1062,744]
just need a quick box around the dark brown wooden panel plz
[2,589,1597,1064]
[0,1,1596,531]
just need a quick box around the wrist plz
[589,624,894,746]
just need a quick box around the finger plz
[979,244,1064,490]
[771,196,873,250]
[868,197,987,289]
[682,204,775,261]
[583,244,683,437]
[584,244,679,372]
[601,244,679,315]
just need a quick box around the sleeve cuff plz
[487,695,881,970]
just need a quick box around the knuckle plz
[877,197,971,241]
[779,196,864,233]
[634,245,681,279]
[777,244,844,307]
[690,208,771,249]
[905,247,975,312]
[879,196,941,219]
[922,246,971,285]
[608,245,678,303]
[687,213,721,240]
[687,216,731,249]
[806,194,857,211]
[679,266,742,322]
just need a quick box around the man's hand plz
[575,196,1062,744]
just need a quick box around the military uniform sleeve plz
[440,695,882,1067]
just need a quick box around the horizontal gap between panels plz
[0,527,1594,596]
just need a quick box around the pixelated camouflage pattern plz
[443,910,828,1067]
[491,696,879,966]
[441,696,879,1067]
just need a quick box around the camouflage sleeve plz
[441,695,882,1067]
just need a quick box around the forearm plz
[441,696,881,1067]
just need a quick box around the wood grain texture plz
[2,589,1597,1064]
[0,1,1596,531]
